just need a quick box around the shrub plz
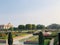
[54,36,58,45]
[8,32,13,45]
[39,32,44,45]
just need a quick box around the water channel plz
[0,36,39,45]
[0,40,38,45]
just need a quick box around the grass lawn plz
[0,32,29,40]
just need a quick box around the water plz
[15,43,38,45]
[0,41,39,45]
[13,41,24,45]
[0,43,38,45]
[24,44,38,45]
[0,36,38,45]
[13,41,38,45]
[0,43,6,45]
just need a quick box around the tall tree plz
[36,24,45,29]
[39,32,44,45]
[8,32,13,45]
[47,24,60,29]
[32,24,36,30]
[13,27,18,30]
[18,25,25,30]
[25,24,32,30]
[33,32,44,45]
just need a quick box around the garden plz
[0,30,59,45]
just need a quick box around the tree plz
[13,27,18,30]
[32,24,36,30]
[47,24,60,29]
[8,27,13,31]
[33,32,44,45]
[8,32,13,45]
[18,25,25,30]
[36,24,45,29]
[39,32,44,45]
[25,24,32,30]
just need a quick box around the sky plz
[0,0,60,27]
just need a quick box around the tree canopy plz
[47,24,60,29]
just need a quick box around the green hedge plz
[54,36,58,45]
[44,39,50,45]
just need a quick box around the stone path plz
[49,38,54,45]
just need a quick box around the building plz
[0,23,13,29]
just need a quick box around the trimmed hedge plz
[44,39,50,45]
[53,36,58,45]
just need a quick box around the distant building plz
[0,23,13,29]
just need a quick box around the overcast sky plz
[0,0,60,27]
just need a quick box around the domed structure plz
[0,23,13,30]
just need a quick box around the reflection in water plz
[13,41,38,45]
[13,41,24,45]
[0,43,6,45]
[0,42,38,45]
[0,40,38,45]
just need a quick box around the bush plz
[44,39,50,45]
[39,32,44,45]
[50,32,57,37]
[54,36,58,45]
[8,32,13,45]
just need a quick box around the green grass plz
[51,32,58,36]
[44,39,50,45]
[0,32,29,40]
[20,36,38,42]
[27,36,38,41]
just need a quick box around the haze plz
[0,0,60,27]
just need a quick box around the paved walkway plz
[49,38,54,45]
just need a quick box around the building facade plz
[0,23,13,29]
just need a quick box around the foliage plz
[39,32,44,45]
[47,23,60,29]
[8,27,13,31]
[13,27,18,30]
[25,24,32,30]
[44,32,58,39]
[32,24,36,30]
[54,36,58,45]
[50,32,57,37]
[8,32,13,45]
[44,39,50,45]
[18,25,25,30]
[36,24,45,29]
[25,36,38,41]
[8,23,60,30]
[0,33,7,39]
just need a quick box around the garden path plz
[49,38,54,45]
